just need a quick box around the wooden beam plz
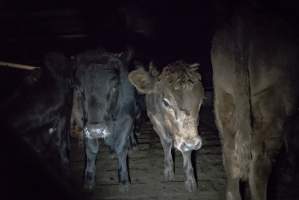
[0,61,39,70]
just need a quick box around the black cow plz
[74,49,137,191]
[2,52,73,176]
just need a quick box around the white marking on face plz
[48,128,55,135]
[83,127,111,139]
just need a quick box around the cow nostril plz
[194,139,202,150]
[179,142,193,152]
[185,143,194,148]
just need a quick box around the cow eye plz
[162,98,171,108]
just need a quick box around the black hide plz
[1,52,73,177]
[75,49,137,191]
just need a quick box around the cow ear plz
[149,61,159,77]
[190,62,201,81]
[128,68,155,94]
[118,46,134,63]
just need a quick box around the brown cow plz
[128,61,204,192]
[211,8,299,200]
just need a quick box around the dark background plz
[0,0,298,89]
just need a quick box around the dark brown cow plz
[129,61,204,192]
[211,8,299,200]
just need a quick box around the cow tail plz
[233,16,252,180]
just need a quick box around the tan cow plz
[211,7,299,200]
[129,61,204,192]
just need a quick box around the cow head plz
[129,61,204,152]
[75,50,132,140]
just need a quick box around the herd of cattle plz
[2,9,299,200]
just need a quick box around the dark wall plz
[1,0,298,86]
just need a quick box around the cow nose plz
[84,122,111,139]
[180,137,202,152]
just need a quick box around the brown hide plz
[129,61,204,192]
[211,9,299,200]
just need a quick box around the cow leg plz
[249,92,286,200]
[150,115,174,181]
[160,138,175,181]
[182,150,197,192]
[249,123,281,200]
[214,88,241,200]
[114,115,133,191]
[221,144,241,200]
[55,117,71,174]
[130,120,138,149]
[84,137,99,190]
[116,149,129,191]
[248,152,271,200]
[224,156,242,200]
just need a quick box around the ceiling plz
[0,0,297,66]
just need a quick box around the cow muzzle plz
[83,123,111,139]
[176,136,202,152]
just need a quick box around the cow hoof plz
[83,182,95,191]
[185,178,197,192]
[119,184,129,192]
[131,144,139,151]
[164,168,175,181]
[135,131,141,136]
[110,154,116,159]
[128,146,138,155]
[84,172,95,191]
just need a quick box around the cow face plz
[129,61,204,152]
[160,80,203,152]
[76,64,120,140]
